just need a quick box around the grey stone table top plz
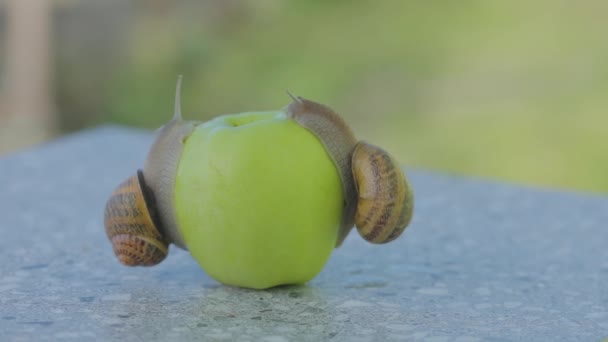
[1,126,607,342]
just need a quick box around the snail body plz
[104,78,414,288]
[141,78,196,249]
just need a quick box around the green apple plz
[174,111,343,289]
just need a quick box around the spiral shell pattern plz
[352,142,414,243]
[104,170,168,266]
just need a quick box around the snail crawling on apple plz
[104,77,414,289]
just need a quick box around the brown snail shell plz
[352,142,414,243]
[104,170,168,266]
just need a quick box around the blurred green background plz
[1,1,607,193]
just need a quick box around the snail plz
[104,77,414,288]
[104,76,193,266]
[285,94,414,246]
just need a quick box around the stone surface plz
[1,126,607,341]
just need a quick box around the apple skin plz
[174,111,343,289]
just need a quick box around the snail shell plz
[104,170,168,266]
[352,141,414,243]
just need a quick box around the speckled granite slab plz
[0,126,607,341]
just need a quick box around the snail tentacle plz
[173,75,183,121]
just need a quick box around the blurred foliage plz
[53,0,608,193]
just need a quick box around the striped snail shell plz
[351,142,414,243]
[104,170,168,266]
